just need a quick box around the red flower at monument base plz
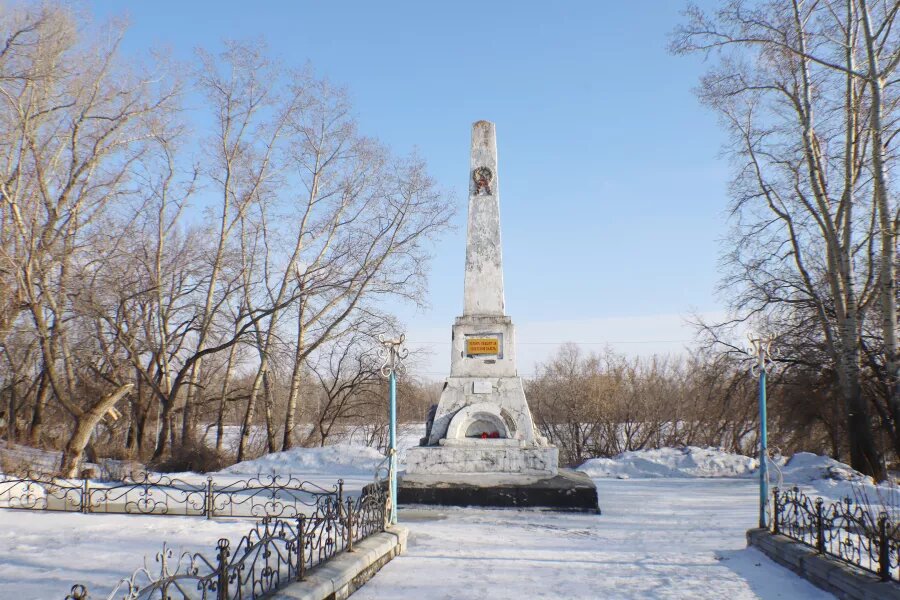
[479,431,501,439]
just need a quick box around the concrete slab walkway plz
[353,479,831,599]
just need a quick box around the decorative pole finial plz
[747,333,777,376]
[378,333,408,378]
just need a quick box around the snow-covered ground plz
[0,444,392,599]
[356,479,830,600]
[5,479,831,600]
[0,443,896,598]
[0,510,253,599]
[216,443,389,497]
[220,443,386,477]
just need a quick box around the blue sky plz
[91,0,730,376]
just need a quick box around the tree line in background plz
[528,343,893,472]
[0,3,452,476]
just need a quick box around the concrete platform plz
[397,468,599,513]
[405,442,558,477]
[272,526,408,600]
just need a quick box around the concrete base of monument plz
[405,442,558,477]
[397,469,599,513]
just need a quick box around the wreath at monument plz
[472,166,493,195]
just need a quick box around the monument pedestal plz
[398,469,599,512]
[403,439,597,512]
[402,120,598,513]
[406,441,558,476]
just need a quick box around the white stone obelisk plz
[464,121,505,317]
[405,120,557,478]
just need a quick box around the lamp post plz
[378,334,408,525]
[748,334,775,529]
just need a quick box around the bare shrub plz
[0,453,34,477]
[149,440,230,474]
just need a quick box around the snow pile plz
[219,444,386,477]
[773,452,891,512]
[578,446,759,479]
[577,446,888,501]
[218,443,874,488]
[776,452,871,485]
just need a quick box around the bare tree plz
[672,0,899,477]
[214,64,454,460]
[0,4,453,472]
[529,344,614,465]
[0,5,182,473]
[181,42,286,447]
[303,331,382,447]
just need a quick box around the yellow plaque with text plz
[466,338,499,355]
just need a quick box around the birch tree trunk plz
[283,302,307,451]
[858,0,900,446]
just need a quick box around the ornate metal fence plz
[772,486,900,582]
[64,484,388,600]
[0,471,341,518]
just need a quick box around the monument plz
[400,121,598,511]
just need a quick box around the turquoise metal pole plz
[389,369,397,525]
[378,334,405,525]
[759,366,768,528]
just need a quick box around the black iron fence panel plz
[298,495,346,576]
[891,524,900,577]
[353,485,388,542]
[91,543,220,600]
[0,471,346,519]
[0,471,83,512]
[64,484,388,600]
[822,496,881,572]
[773,486,819,548]
[209,474,339,519]
[224,517,299,598]
[88,473,208,516]
[773,486,899,582]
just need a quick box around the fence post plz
[772,488,779,534]
[206,477,213,519]
[346,497,354,553]
[296,515,306,582]
[81,478,90,514]
[815,498,825,554]
[337,479,344,506]
[216,538,230,600]
[879,513,890,582]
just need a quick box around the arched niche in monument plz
[444,403,514,441]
